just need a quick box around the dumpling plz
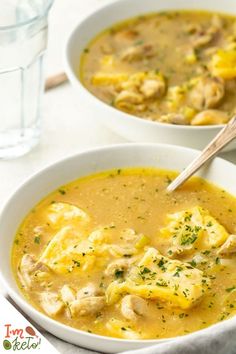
[106,247,210,310]
[160,206,228,256]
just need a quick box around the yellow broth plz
[80,11,236,125]
[12,168,236,339]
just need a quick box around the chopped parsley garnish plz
[179,313,188,318]
[134,39,144,46]
[166,176,172,185]
[34,236,41,244]
[114,269,124,279]
[181,233,198,246]
[184,213,192,222]
[140,267,151,274]
[189,259,197,267]
[226,286,236,293]
[202,250,210,255]
[72,260,81,267]
[173,266,183,277]
[156,280,168,287]
[58,188,66,195]
[158,258,167,271]
[180,225,201,246]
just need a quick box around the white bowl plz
[1,143,236,352]
[65,0,236,151]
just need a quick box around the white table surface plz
[0,0,236,316]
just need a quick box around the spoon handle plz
[45,72,68,91]
[167,116,236,193]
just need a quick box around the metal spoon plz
[167,116,236,193]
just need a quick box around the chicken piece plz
[32,260,51,285]
[140,78,166,99]
[120,71,160,92]
[18,254,49,288]
[60,285,76,303]
[121,295,148,321]
[210,15,223,32]
[18,254,36,288]
[189,77,225,110]
[88,226,111,244]
[189,253,208,267]
[77,283,103,299]
[105,258,132,277]
[193,34,213,49]
[120,44,155,62]
[115,90,146,112]
[109,244,137,257]
[114,29,139,42]
[159,113,190,125]
[192,15,222,49]
[184,23,202,35]
[218,235,236,256]
[113,71,165,110]
[191,110,229,125]
[70,296,105,317]
[40,292,64,316]
[115,90,144,105]
[121,228,138,242]
[121,228,149,248]
[60,283,104,317]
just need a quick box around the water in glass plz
[0,0,53,158]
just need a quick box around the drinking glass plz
[0,0,53,159]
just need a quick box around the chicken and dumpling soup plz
[12,168,236,339]
[80,10,236,125]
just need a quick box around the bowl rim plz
[0,0,53,31]
[64,0,226,132]
[1,142,236,346]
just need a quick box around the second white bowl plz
[65,0,236,151]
